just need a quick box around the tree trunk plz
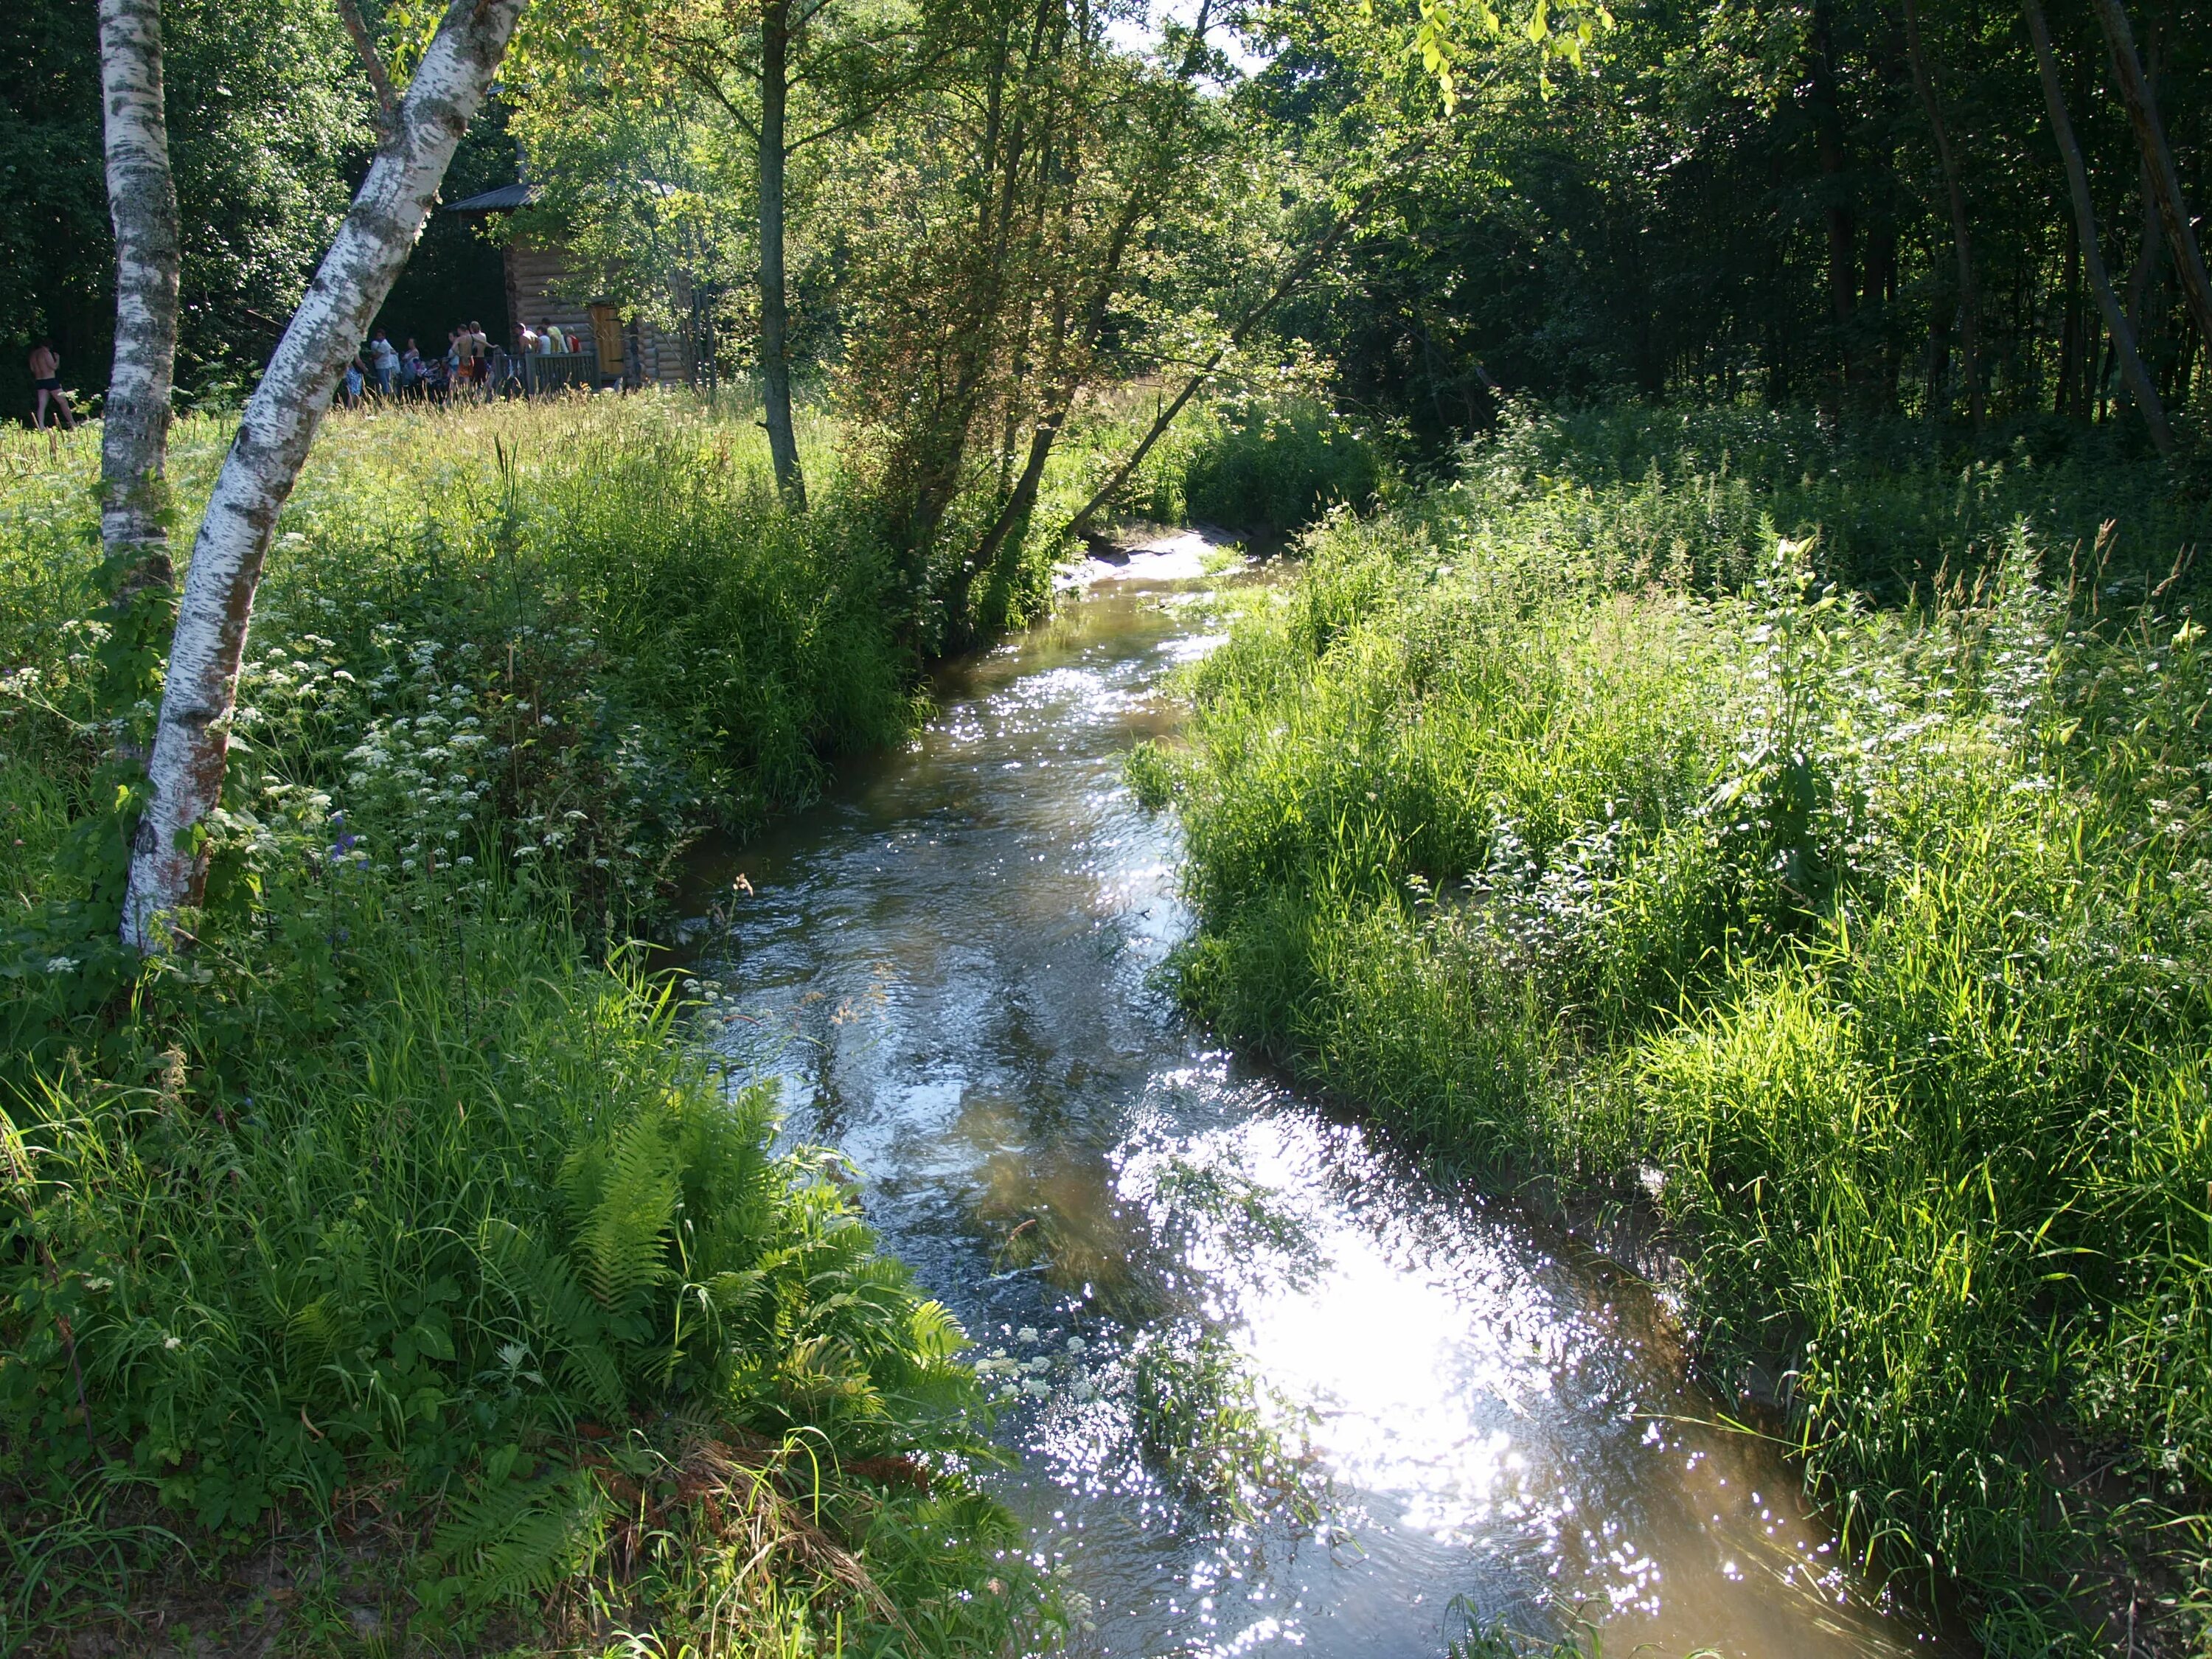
[2024,0,2173,453]
[758,0,806,507]
[97,0,181,614]
[1902,0,1981,422]
[2087,0,2212,370]
[1809,0,1857,408]
[2121,156,2163,413]
[121,0,528,951]
[2058,218,2082,414]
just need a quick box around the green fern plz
[432,1467,607,1606]
[473,1217,627,1417]
[560,1114,680,1321]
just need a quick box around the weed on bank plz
[1154,406,2212,1653]
[0,400,1064,1654]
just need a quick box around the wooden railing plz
[518,349,602,395]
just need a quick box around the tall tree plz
[577,0,956,506]
[2026,0,2168,456]
[1808,0,1858,406]
[1902,0,1981,423]
[122,0,528,950]
[757,0,804,504]
[2087,0,2212,363]
[96,0,181,619]
[2023,0,2171,453]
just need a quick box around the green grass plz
[0,396,1079,1655]
[1155,404,2212,1654]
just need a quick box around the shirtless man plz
[27,341,75,430]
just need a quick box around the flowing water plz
[683,537,1934,1658]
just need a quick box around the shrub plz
[1179,397,1382,534]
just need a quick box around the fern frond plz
[473,1217,627,1416]
[568,1116,679,1321]
[433,1468,606,1605]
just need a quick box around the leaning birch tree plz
[121,0,530,951]
[97,0,183,637]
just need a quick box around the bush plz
[1160,405,2212,1651]
[1178,397,1382,534]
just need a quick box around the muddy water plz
[684,538,1930,1658]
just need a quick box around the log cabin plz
[444,183,691,391]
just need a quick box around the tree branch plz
[333,0,398,129]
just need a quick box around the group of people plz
[337,318,594,408]
[24,316,605,429]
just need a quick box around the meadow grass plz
[0,394,1089,1655]
[1156,405,2212,1654]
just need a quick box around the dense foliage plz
[1152,404,2212,1650]
[0,0,374,414]
[1252,0,2212,450]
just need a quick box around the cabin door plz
[590,305,625,383]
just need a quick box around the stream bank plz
[681,534,1929,1658]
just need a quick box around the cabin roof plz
[444,181,538,214]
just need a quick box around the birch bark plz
[2024,0,2174,456]
[121,0,528,951]
[98,0,181,609]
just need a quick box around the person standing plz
[27,341,77,430]
[401,337,423,394]
[369,329,400,397]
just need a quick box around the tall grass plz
[0,397,1062,1654]
[1157,405,2212,1654]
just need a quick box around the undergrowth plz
[0,398,1071,1655]
[1153,404,2212,1655]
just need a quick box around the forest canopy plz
[6,0,2205,446]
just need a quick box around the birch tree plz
[97,0,182,630]
[121,0,529,952]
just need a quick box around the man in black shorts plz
[28,341,75,430]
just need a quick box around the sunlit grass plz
[0,392,1067,1655]
[1158,407,2212,1652]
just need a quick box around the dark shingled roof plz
[443,181,538,213]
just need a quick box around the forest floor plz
[1144,403,2212,1657]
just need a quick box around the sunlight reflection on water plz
[686,539,1935,1659]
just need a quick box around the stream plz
[681,536,1933,1658]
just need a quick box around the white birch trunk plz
[99,0,181,602]
[120,0,527,952]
